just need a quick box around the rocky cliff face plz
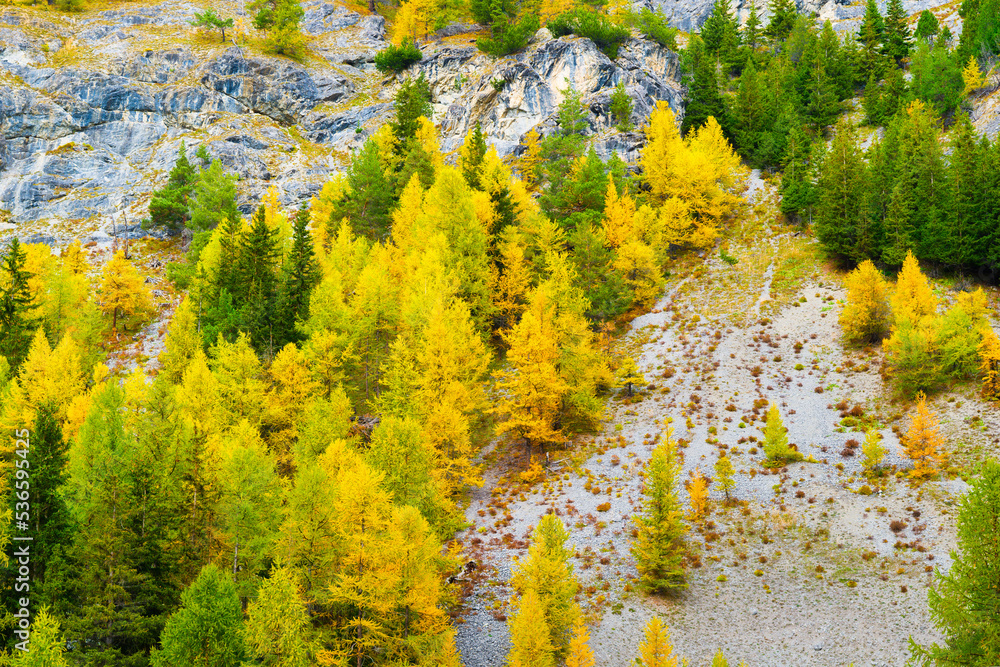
[0,1,683,239]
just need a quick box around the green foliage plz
[549,8,631,59]
[251,0,306,58]
[882,0,912,62]
[914,10,939,43]
[609,81,633,131]
[474,0,539,56]
[390,72,433,144]
[909,459,1000,666]
[152,564,247,667]
[910,42,964,116]
[61,380,191,665]
[765,0,797,42]
[762,402,802,465]
[53,0,84,12]
[632,435,688,593]
[682,36,731,138]
[189,158,240,232]
[328,139,397,241]
[814,119,867,262]
[567,221,632,322]
[957,0,1000,63]
[147,142,200,233]
[374,39,423,73]
[275,205,320,345]
[243,566,315,666]
[191,8,235,42]
[0,239,39,369]
[631,8,678,50]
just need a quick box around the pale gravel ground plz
[455,182,999,666]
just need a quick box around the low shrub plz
[374,39,423,73]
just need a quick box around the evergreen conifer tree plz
[0,238,39,368]
[882,0,912,63]
[910,459,1000,665]
[276,204,320,345]
[632,432,688,593]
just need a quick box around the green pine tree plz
[632,433,688,593]
[914,10,939,42]
[237,204,280,355]
[148,142,198,232]
[814,119,867,260]
[189,159,240,232]
[0,238,39,369]
[329,139,397,241]
[909,459,1000,666]
[390,73,433,146]
[152,564,247,667]
[276,204,320,346]
[682,36,730,137]
[882,0,912,63]
[460,122,489,190]
[765,0,797,42]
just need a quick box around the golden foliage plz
[564,620,595,667]
[98,250,154,333]
[840,260,891,344]
[518,129,543,191]
[903,392,946,479]
[963,57,986,96]
[688,467,708,519]
[981,325,1000,400]
[891,251,938,325]
[637,617,678,667]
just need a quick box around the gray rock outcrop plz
[0,2,684,232]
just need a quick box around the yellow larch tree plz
[175,349,221,445]
[641,102,687,206]
[688,116,744,192]
[391,174,427,252]
[99,250,154,333]
[1,329,85,431]
[160,297,202,384]
[391,0,433,43]
[415,116,445,172]
[518,129,543,191]
[490,231,533,337]
[641,102,741,243]
[616,356,645,396]
[266,342,321,466]
[413,296,491,492]
[612,239,663,307]
[891,251,938,325]
[510,514,581,657]
[655,197,695,250]
[508,588,555,667]
[903,392,946,479]
[211,332,268,430]
[601,176,636,248]
[980,325,1000,400]
[62,239,88,275]
[963,57,986,96]
[605,0,629,23]
[637,617,678,667]
[565,619,595,667]
[540,0,574,22]
[840,260,892,344]
[493,298,568,459]
[688,468,708,519]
